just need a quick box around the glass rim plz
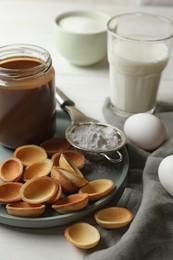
[107,12,173,42]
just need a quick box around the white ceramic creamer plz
[108,39,169,114]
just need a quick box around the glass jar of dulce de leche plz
[0,44,56,149]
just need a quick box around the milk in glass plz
[107,13,173,116]
[108,39,169,114]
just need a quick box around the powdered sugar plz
[59,16,105,34]
[69,124,119,151]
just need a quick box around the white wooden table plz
[0,1,173,259]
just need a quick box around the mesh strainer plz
[56,87,126,163]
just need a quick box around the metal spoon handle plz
[55,87,96,123]
[55,87,75,108]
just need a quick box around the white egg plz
[123,113,166,150]
[158,155,173,197]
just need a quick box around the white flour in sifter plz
[69,124,119,151]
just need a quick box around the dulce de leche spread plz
[0,51,56,149]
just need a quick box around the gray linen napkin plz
[84,98,173,260]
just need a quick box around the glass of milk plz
[107,13,173,117]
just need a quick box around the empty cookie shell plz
[40,137,70,157]
[46,183,62,204]
[52,193,89,213]
[6,201,46,218]
[0,157,23,182]
[57,166,88,188]
[0,182,23,203]
[64,222,100,249]
[51,150,85,169]
[79,179,114,201]
[94,207,133,229]
[51,166,78,193]
[59,154,84,177]
[23,159,53,182]
[14,145,47,166]
[20,176,58,204]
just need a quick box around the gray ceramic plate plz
[0,110,129,228]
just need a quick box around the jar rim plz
[0,44,52,80]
